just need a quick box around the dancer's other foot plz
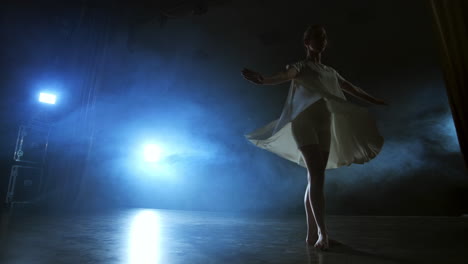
[314,233,329,250]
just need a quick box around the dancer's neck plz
[306,51,322,64]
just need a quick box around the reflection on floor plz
[1,208,467,264]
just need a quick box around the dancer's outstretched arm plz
[241,67,298,85]
[338,78,388,106]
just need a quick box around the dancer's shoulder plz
[285,59,306,72]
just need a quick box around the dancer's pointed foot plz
[314,233,329,250]
[305,231,318,245]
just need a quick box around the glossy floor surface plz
[1,208,467,264]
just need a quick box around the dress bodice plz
[273,60,348,135]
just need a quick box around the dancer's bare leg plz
[305,182,318,243]
[300,144,330,250]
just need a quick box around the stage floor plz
[1,208,467,264]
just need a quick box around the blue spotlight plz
[144,144,163,162]
[38,92,57,104]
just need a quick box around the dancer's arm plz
[241,67,298,85]
[262,67,298,85]
[338,78,388,106]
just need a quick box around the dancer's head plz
[303,24,327,55]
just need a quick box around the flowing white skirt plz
[245,98,384,169]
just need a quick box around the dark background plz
[1,0,467,215]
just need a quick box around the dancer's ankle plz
[318,230,328,237]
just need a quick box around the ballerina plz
[241,24,387,250]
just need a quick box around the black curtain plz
[430,0,468,173]
[42,4,111,211]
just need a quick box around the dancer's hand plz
[373,98,389,106]
[241,68,264,85]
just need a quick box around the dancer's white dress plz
[245,60,384,169]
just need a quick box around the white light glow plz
[39,92,57,104]
[144,144,162,162]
